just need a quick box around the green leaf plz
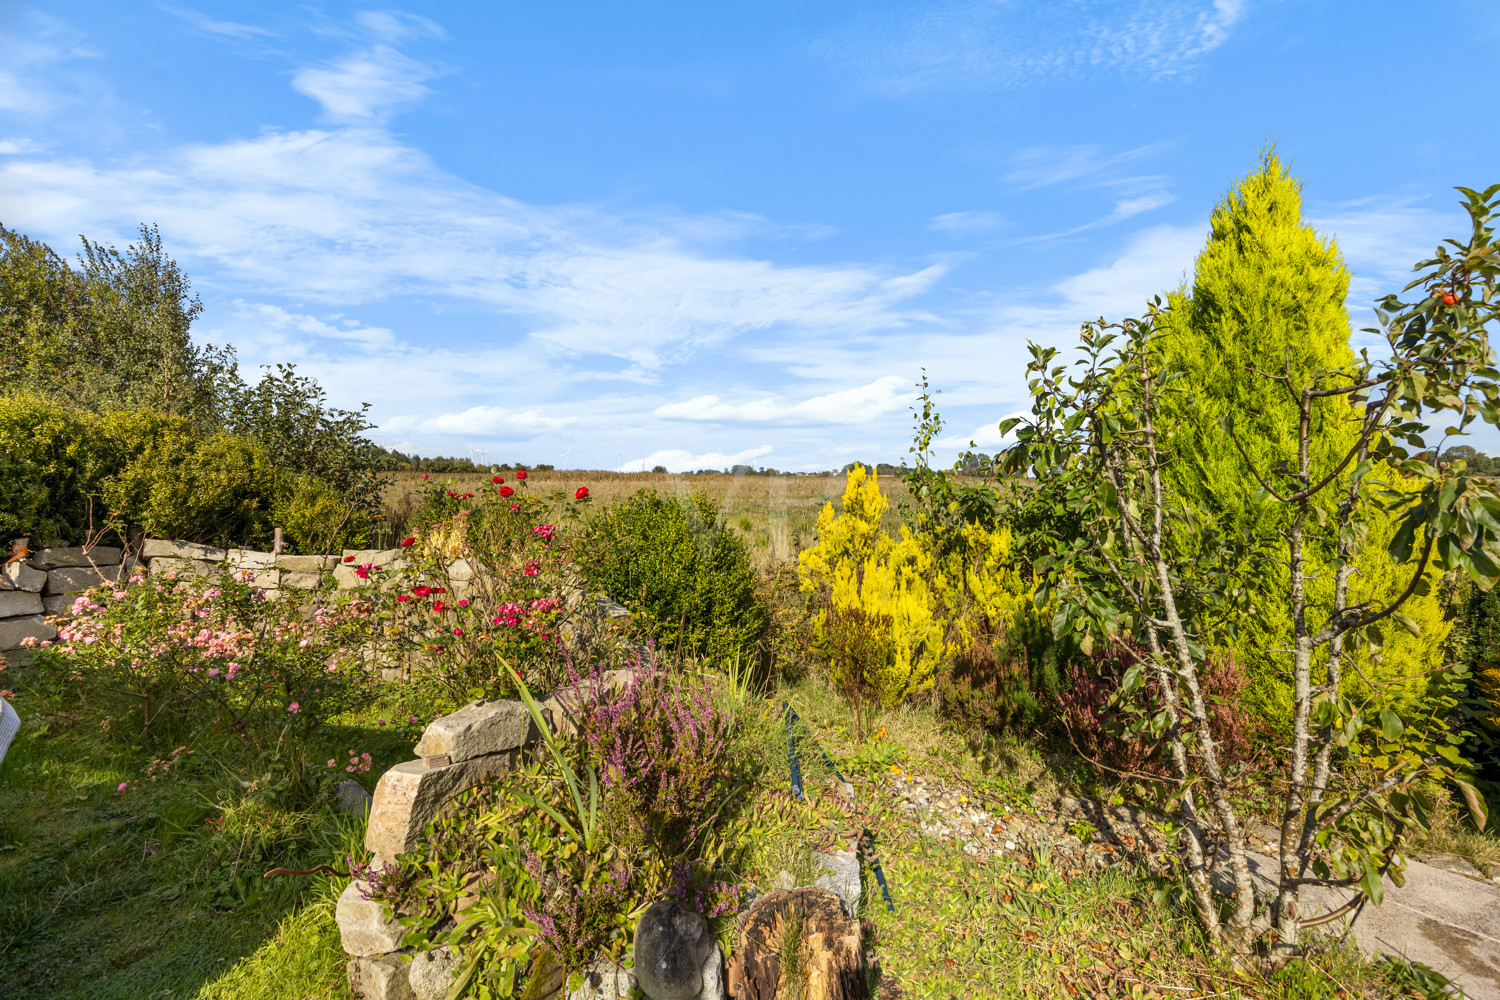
[1455,778,1490,831]
[1379,709,1404,741]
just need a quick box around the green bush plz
[271,474,374,554]
[0,390,132,543]
[577,489,765,663]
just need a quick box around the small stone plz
[2,561,46,592]
[280,570,323,590]
[568,956,638,1000]
[446,559,476,582]
[337,880,408,957]
[413,699,539,764]
[0,591,43,617]
[336,779,373,818]
[813,849,861,915]
[41,594,74,616]
[633,899,714,1000]
[407,945,459,1000]
[349,952,415,1000]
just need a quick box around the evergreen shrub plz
[577,489,765,663]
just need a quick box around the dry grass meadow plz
[378,469,916,565]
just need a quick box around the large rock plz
[0,616,58,652]
[413,699,538,764]
[36,545,123,568]
[634,900,715,1000]
[2,561,46,592]
[276,554,336,572]
[407,945,460,1000]
[569,956,638,1000]
[538,670,638,740]
[446,559,476,582]
[337,879,409,956]
[0,591,43,618]
[280,570,324,590]
[813,850,862,917]
[365,753,518,863]
[45,565,125,595]
[343,548,403,567]
[142,539,226,562]
[227,548,277,569]
[149,557,220,578]
[348,952,415,1000]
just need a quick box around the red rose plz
[515,469,528,480]
[413,586,432,597]
[575,486,590,500]
[396,595,411,603]
[498,485,515,498]
[343,555,355,563]
[433,601,448,613]
[401,537,415,547]
[492,475,504,484]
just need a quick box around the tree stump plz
[726,888,869,1000]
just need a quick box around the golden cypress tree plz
[1158,150,1448,726]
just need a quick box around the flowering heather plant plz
[573,651,738,855]
[522,855,633,971]
[48,569,377,749]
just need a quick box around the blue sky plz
[3,2,1498,471]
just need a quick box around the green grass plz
[0,680,434,1000]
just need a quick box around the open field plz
[378,469,928,564]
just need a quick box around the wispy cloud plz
[929,210,1006,237]
[1002,143,1172,189]
[817,1,1252,97]
[0,137,45,154]
[654,376,910,426]
[291,46,438,121]
[160,6,274,40]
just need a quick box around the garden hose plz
[780,702,895,913]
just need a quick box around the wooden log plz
[726,888,869,1000]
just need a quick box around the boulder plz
[0,591,43,618]
[413,699,539,764]
[45,564,124,595]
[147,557,220,579]
[142,539,227,562]
[281,570,324,590]
[336,879,409,956]
[36,545,123,568]
[2,561,46,593]
[0,616,57,652]
[337,779,374,818]
[568,956,639,1000]
[365,753,518,863]
[633,900,715,1000]
[407,945,460,1000]
[276,554,337,572]
[446,559,476,582]
[348,952,416,1000]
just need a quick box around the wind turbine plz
[558,447,572,470]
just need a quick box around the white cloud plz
[818,1,1251,96]
[654,376,911,426]
[930,210,1006,236]
[1002,143,1171,190]
[0,137,44,154]
[937,412,1030,451]
[621,446,775,474]
[231,301,396,351]
[162,6,273,39]
[355,12,448,42]
[409,406,576,436]
[291,46,438,121]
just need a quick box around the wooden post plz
[273,527,284,555]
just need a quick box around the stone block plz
[813,849,862,916]
[2,562,46,593]
[348,952,415,1000]
[337,879,409,957]
[228,548,278,569]
[0,616,58,652]
[446,559,475,582]
[281,570,324,590]
[142,538,227,562]
[36,545,123,568]
[413,699,538,764]
[42,594,74,616]
[0,591,43,618]
[334,564,376,589]
[45,564,123,595]
[276,554,336,572]
[343,548,402,567]
[408,945,459,1000]
[365,753,518,863]
[149,557,220,578]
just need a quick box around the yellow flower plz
[960,795,968,803]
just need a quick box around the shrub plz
[38,568,377,752]
[576,489,765,663]
[0,390,120,543]
[271,473,373,554]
